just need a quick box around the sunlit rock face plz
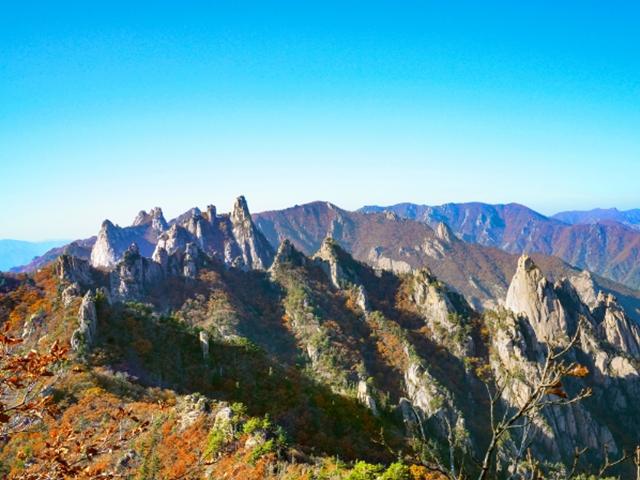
[90,196,274,272]
[505,255,574,343]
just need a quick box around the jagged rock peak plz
[314,237,343,288]
[275,239,296,259]
[413,267,436,286]
[271,239,306,269]
[316,236,340,259]
[154,224,191,257]
[132,210,150,226]
[101,219,115,230]
[518,254,536,272]
[71,290,97,352]
[150,207,168,230]
[231,195,251,223]
[132,208,166,228]
[597,291,618,308]
[91,220,119,269]
[411,269,473,356]
[315,236,357,265]
[505,254,573,342]
[205,205,217,223]
[229,195,274,270]
[435,222,454,242]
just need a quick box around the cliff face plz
[495,254,640,463]
[505,255,575,343]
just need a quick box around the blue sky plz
[1,1,639,239]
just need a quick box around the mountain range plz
[553,207,640,230]
[360,202,640,291]
[0,239,69,271]
[2,195,640,478]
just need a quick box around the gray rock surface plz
[71,290,98,352]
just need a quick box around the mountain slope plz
[360,202,640,290]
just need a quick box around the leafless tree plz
[477,324,592,480]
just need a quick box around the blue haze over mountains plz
[0,239,69,271]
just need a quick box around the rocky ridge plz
[89,196,274,273]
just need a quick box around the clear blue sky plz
[1,1,639,239]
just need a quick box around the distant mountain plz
[254,201,640,318]
[359,202,640,290]
[11,237,96,273]
[0,239,70,271]
[553,207,640,230]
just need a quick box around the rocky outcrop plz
[270,239,308,272]
[496,255,640,462]
[177,394,209,432]
[314,238,372,314]
[91,196,273,272]
[110,244,163,301]
[402,353,468,449]
[314,237,360,289]
[153,224,192,258]
[57,254,93,286]
[367,247,412,274]
[411,269,473,356]
[71,291,98,352]
[505,255,574,343]
[568,270,599,310]
[435,222,454,243]
[90,217,163,269]
[199,331,210,360]
[229,196,274,270]
[22,312,45,339]
[356,379,378,416]
[595,292,640,357]
[91,220,128,269]
[132,207,168,231]
[489,309,619,461]
[183,243,200,278]
[61,283,81,306]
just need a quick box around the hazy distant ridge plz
[0,239,69,271]
[552,207,640,230]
